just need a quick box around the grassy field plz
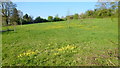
[2,18,118,66]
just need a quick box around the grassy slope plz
[2,18,118,66]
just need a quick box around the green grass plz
[2,18,118,66]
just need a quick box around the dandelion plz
[36,50,39,52]
[48,44,50,45]
[31,52,35,54]
[53,53,59,55]
[56,45,76,52]
[17,54,22,57]
[23,53,26,55]
[26,53,29,56]
[58,49,63,51]
[20,54,22,57]
[17,50,38,58]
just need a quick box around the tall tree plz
[18,10,23,25]
[22,14,29,24]
[2,1,16,25]
[95,2,118,18]
[23,14,28,20]
[28,16,33,23]
[10,8,20,25]
[48,16,53,22]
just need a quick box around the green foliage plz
[10,8,20,25]
[23,14,29,20]
[53,17,60,21]
[28,16,33,23]
[64,2,118,20]
[86,10,94,17]
[66,15,73,20]
[22,14,33,24]
[53,15,64,22]
[73,14,79,19]
[34,16,42,23]
[79,2,118,19]
[34,16,48,23]
[79,13,86,19]
[2,1,17,25]
[48,16,53,22]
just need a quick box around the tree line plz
[1,1,118,26]
[66,2,118,20]
[81,2,118,19]
[1,1,65,26]
[22,14,65,25]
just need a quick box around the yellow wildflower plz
[48,44,50,45]
[19,54,22,57]
[18,50,37,58]
[18,56,20,58]
[31,52,35,54]
[58,49,63,51]
[26,53,29,56]
[23,53,26,55]
[53,53,59,55]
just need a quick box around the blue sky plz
[15,2,97,19]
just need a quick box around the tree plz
[42,19,48,22]
[23,14,28,20]
[18,10,23,25]
[10,8,20,25]
[54,14,60,21]
[22,14,32,24]
[34,16,42,23]
[87,10,94,17]
[79,13,86,19]
[28,16,33,23]
[48,16,53,22]
[95,2,107,10]
[95,2,118,18]
[2,1,16,26]
[73,13,79,19]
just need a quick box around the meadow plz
[2,18,118,66]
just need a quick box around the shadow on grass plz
[0,29,14,33]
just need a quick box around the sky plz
[15,2,97,19]
[12,0,98,2]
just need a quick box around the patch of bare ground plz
[74,48,118,66]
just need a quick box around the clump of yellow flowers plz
[53,53,59,55]
[18,50,38,58]
[57,45,76,51]
[53,45,76,55]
